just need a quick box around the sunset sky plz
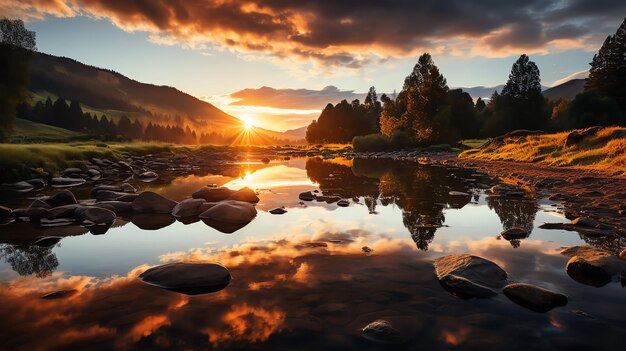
[3,0,625,131]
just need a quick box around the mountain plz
[541,79,585,101]
[27,51,302,143]
[283,126,308,138]
[456,85,504,100]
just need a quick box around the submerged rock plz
[337,199,350,207]
[228,187,260,203]
[562,246,626,287]
[439,274,497,299]
[192,187,235,202]
[299,191,316,201]
[500,227,529,240]
[269,207,287,215]
[503,283,567,312]
[361,320,402,344]
[139,262,231,295]
[132,192,178,214]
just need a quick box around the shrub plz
[352,134,390,152]
[390,130,412,149]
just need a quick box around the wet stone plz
[361,320,402,344]
[44,190,77,208]
[132,192,178,214]
[139,262,231,295]
[269,207,287,215]
[500,227,529,240]
[503,283,567,312]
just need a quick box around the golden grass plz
[460,127,626,171]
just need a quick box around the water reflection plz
[1,157,625,350]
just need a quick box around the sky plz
[2,0,625,131]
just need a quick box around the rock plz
[438,274,497,299]
[0,206,11,218]
[26,178,47,190]
[198,200,257,224]
[572,217,611,229]
[45,204,80,220]
[75,206,116,226]
[132,192,178,214]
[138,171,159,183]
[361,320,402,344]
[261,157,270,164]
[228,187,260,203]
[41,289,78,300]
[171,198,208,218]
[87,168,101,180]
[564,131,582,148]
[139,262,231,295]
[192,187,235,202]
[362,246,373,253]
[33,236,62,247]
[121,183,136,193]
[500,227,528,240]
[43,190,77,207]
[620,249,626,261]
[94,201,133,214]
[26,200,51,220]
[434,254,508,289]
[269,208,287,215]
[51,177,86,188]
[95,190,138,202]
[503,283,567,312]
[449,191,470,196]
[117,161,133,172]
[299,191,316,201]
[61,167,82,176]
[337,199,350,207]
[39,218,75,227]
[562,246,626,287]
[2,181,34,192]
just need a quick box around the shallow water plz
[1,157,624,350]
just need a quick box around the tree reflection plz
[307,158,481,251]
[487,196,539,248]
[0,243,59,278]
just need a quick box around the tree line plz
[306,17,626,148]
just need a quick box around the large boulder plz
[171,198,209,218]
[192,187,235,202]
[434,254,508,298]
[503,283,567,312]
[45,204,80,220]
[561,246,626,287]
[132,192,178,214]
[139,262,231,295]
[299,191,316,201]
[75,206,116,226]
[198,200,257,224]
[43,190,77,207]
[228,187,259,203]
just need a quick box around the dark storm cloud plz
[4,0,626,66]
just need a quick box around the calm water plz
[0,157,625,350]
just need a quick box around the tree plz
[0,18,36,141]
[474,97,486,112]
[483,55,550,135]
[585,17,626,114]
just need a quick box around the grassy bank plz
[0,142,177,181]
[460,127,626,170]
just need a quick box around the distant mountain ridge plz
[27,51,302,142]
[457,80,583,101]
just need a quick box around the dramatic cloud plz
[3,0,625,68]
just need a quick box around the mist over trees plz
[0,18,36,142]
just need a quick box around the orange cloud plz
[3,0,622,69]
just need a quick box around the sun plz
[244,120,254,130]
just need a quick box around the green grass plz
[9,118,86,143]
[460,127,626,170]
[0,142,177,181]
[460,139,490,149]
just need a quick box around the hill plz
[27,51,302,143]
[541,79,585,102]
[9,118,86,143]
